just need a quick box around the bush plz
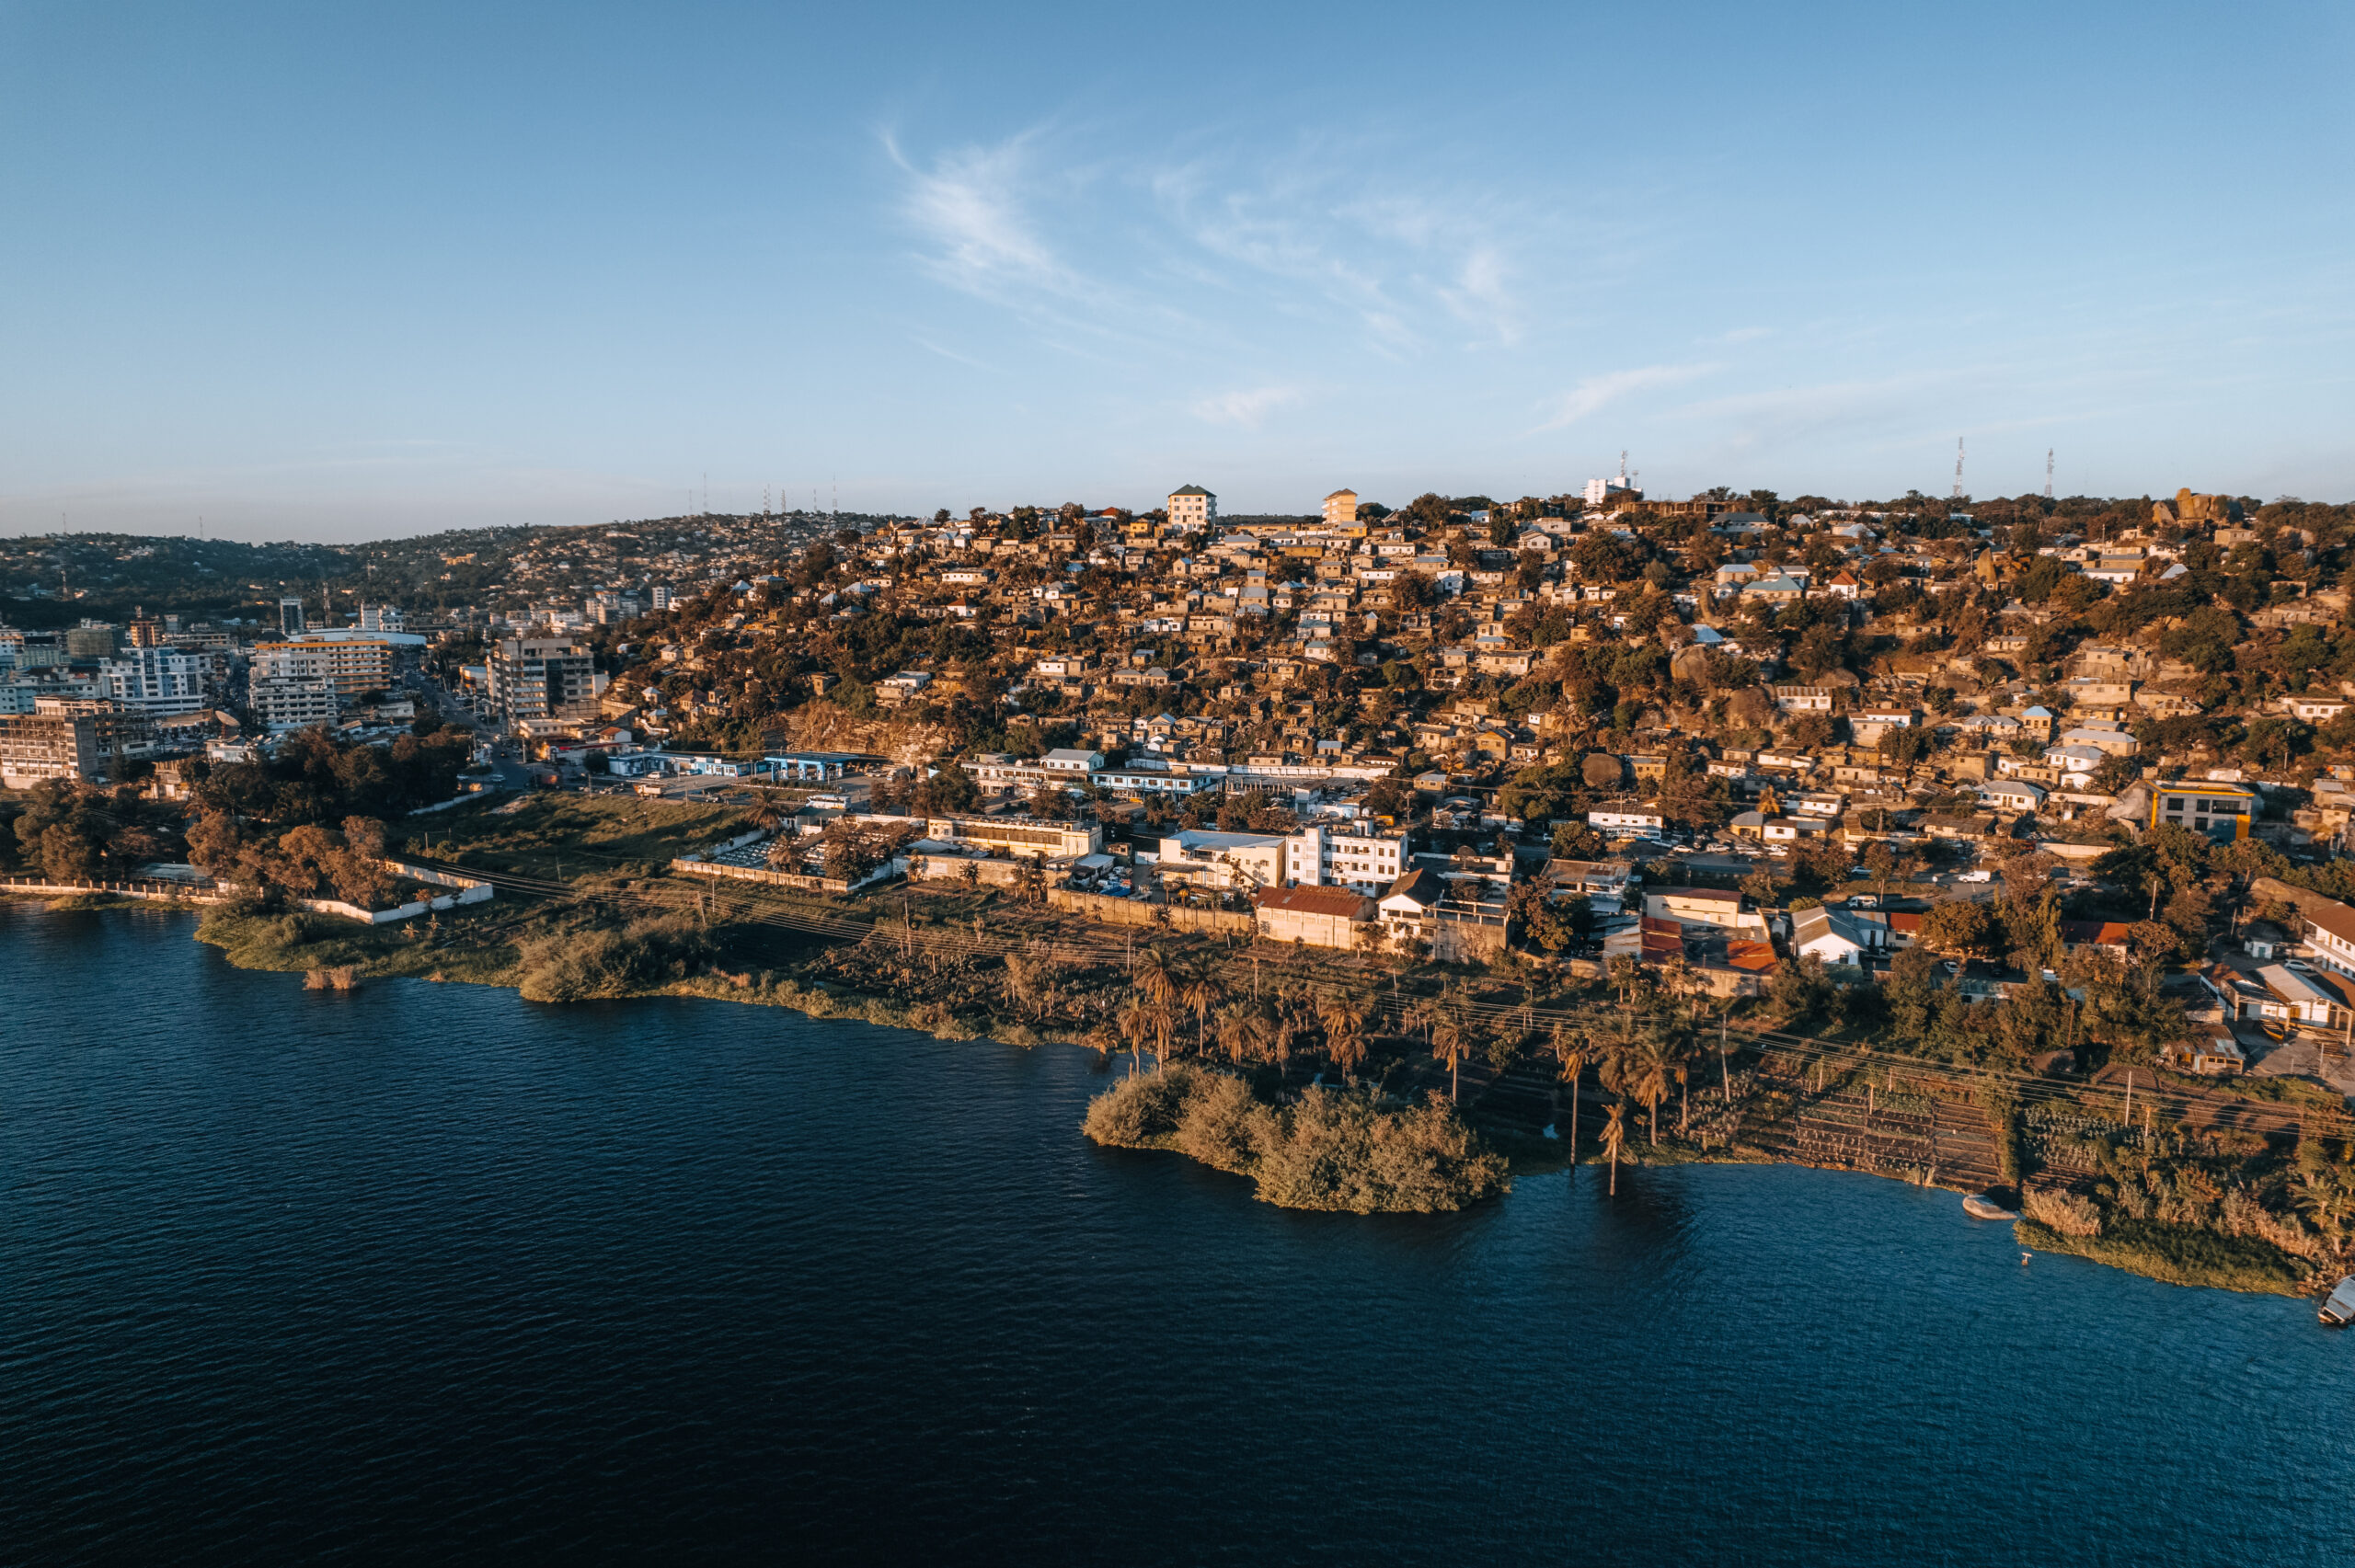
[2023,1185,2102,1238]
[1083,1069,1508,1213]
[516,914,716,1001]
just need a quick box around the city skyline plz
[5,1,2351,541]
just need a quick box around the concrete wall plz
[1048,887,1255,934]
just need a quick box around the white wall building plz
[99,648,210,716]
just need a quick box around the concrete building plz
[1253,884,1373,948]
[248,676,339,733]
[1166,485,1217,532]
[99,647,211,716]
[254,637,396,703]
[923,815,1103,860]
[278,596,306,635]
[1321,488,1359,528]
[488,635,599,728]
[2149,780,2257,842]
[358,604,405,633]
[1643,887,1771,940]
[0,699,152,787]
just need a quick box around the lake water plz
[4,900,2350,1563]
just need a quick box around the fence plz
[0,875,223,905]
[1047,887,1256,934]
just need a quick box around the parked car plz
[1956,869,1993,884]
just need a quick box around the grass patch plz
[420,794,751,881]
[2016,1216,2308,1295]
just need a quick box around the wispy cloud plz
[1540,363,1721,429]
[1436,246,1520,345]
[1717,326,1773,344]
[911,336,994,372]
[1191,385,1301,428]
[888,131,1076,302]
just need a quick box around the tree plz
[1316,992,1370,1082]
[1550,1024,1590,1164]
[1430,1008,1473,1102]
[1919,898,2005,962]
[1180,960,1224,1058]
[1625,1028,1680,1145]
[1602,1101,1628,1196]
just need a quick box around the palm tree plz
[1602,1101,1628,1196]
[1317,992,1370,1082]
[1430,1007,1473,1102]
[1134,945,1179,1012]
[1623,1029,1677,1147]
[1116,1001,1154,1077]
[1552,1024,1591,1166]
[1179,961,1223,1059]
[1215,1001,1273,1068]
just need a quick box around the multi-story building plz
[0,698,153,787]
[278,597,306,635]
[1166,485,1216,532]
[488,635,598,728]
[248,676,340,733]
[358,604,405,633]
[98,647,211,716]
[1322,488,1359,528]
[2150,780,2257,842]
[253,637,396,702]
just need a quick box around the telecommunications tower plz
[2044,449,2054,500]
[1952,438,1965,500]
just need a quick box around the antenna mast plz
[2044,449,2054,501]
[1952,438,1965,501]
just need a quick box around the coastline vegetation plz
[18,773,2354,1299]
[1083,1065,1510,1213]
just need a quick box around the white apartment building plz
[1166,485,1217,532]
[98,647,210,716]
[249,676,339,733]
[1155,821,1406,896]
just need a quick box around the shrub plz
[1084,1070,1508,1213]
[2023,1185,2102,1238]
[516,914,716,1002]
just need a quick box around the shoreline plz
[11,890,2326,1299]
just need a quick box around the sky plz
[3,0,2350,541]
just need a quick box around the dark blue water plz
[4,901,2349,1564]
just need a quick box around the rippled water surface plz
[4,901,2351,1563]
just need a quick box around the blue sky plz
[3,1,2349,540]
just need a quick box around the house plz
[1792,905,1885,967]
[1253,884,1375,948]
[2161,1031,2246,1076]
[1922,813,1997,841]
[2058,920,2136,959]
[1769,684,1833,713]
[1981,780,2047,815]
[1644,887,1770,939]
[2257,965,2343,1029]
[1378,867,1446,944]
[2303,898,2355,979]
[1589,807,1665,835]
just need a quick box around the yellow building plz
[1322,488,1358,527]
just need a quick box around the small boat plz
[1962,1193,2020,1221]
[2320,1276,2355,1327]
